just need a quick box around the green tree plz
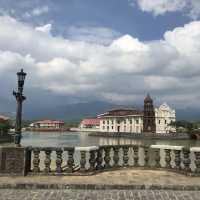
[0,120,11,133]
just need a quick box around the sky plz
[1,0,200,113]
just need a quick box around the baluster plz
[89,150,96,171]
[144,146,149,167]
[44,149,51,173]
[154,149,161,168]
[56,148,63,173]
[67,148,75,173]
[133,146,139,167]
[183,148,191,172]
[123,146,129,167]
[174,150,181,170]
[80,151,86,172]
[165,149,171,168]
[113,146,120,168]
[96,148,103,170]
[194,152,200,174]
[33,148,40,173]
[104,147,111,169]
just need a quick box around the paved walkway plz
[1,170,200,199]
[1,169,200,190]
[0,189,200,200]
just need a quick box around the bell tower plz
[143,94,156,133]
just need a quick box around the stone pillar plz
[89,150,96,171]
[96,147,103,170]
[154,149,161,168]
[65,148,75,173]
[33,148,40,173]
[190,147,200,174]
[183,148,191,173]
[113,146,120,168]
[0,146,29,176]
[44,149,52,174]
[133,146,139,167]
[165,149,171,168]
[122,146,129,167]
[144,146,149,167]
[174,150,181,170]
[55,148,63,173]
[80,151,86,172]
[104,146,111,169]
[194,152,200,174]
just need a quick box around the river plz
[21,131,200,147]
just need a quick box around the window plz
[103,126,105,130]
[165,120,167,124]
[159,120,161,124]
[107,126,109,131]
[112,120,114,124]
[124,120,126,124]
[112,126,114,129]
[117,120,120,124]
[107,120,109,124]
[136,120,139,124]
[103,120,105,124]
[130,119,132,124]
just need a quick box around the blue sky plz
[0,0,200,113]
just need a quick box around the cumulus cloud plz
[35,24,52,34]
[0,15,200,108]
[134,0,200,19]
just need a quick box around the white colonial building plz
[98,108,143,133]
[97,103,176,134]
[155,103,176,134]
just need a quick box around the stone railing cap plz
[75,146,99,151]
[150,145,183,150]
[190,147,200,152]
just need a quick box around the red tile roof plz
[0,115,9,121]
[34,120,64,124]
[98,108,143,117]
[81,118,100,125]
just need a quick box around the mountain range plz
[2,100,200,122]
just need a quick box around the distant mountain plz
[23,101,119,122]
[3,100,200,122]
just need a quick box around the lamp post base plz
[14,134,21,147]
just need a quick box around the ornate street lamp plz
[13,69,27,146]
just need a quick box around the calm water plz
[21,131,200,147]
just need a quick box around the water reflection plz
[21,131,200,147]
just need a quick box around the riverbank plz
[88,132,190,140]
[26,128,70,132]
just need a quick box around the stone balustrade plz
[0,145,200,176]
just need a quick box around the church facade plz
[98,95,176,134]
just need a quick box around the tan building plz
[98,108,143,133]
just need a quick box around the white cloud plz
[134,0,200,19]
[35,24,52,34]
[0,15,200,108]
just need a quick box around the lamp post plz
[13,69,26,146]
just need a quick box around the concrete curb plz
[0,183,200,191]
